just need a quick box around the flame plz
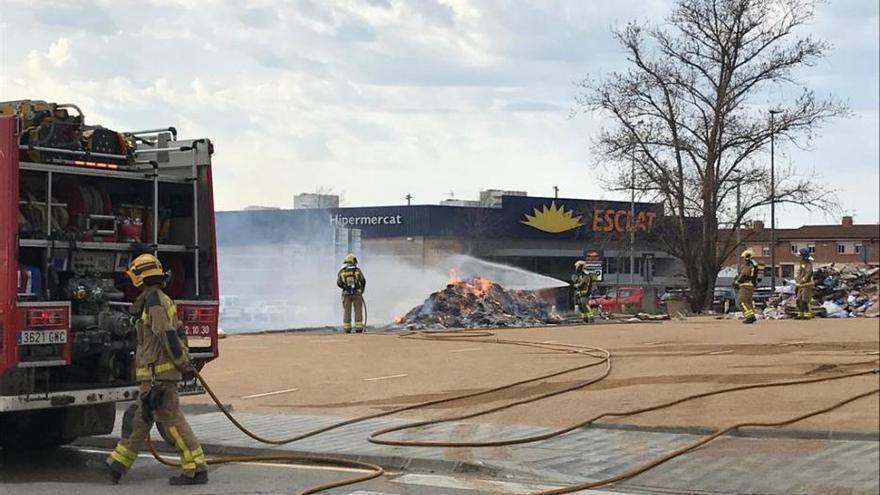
[520,201,584,233]
[448,269,461,284]
[393,315,403,324]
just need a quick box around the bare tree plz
[576,0,849,310]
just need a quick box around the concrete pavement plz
[74,406,880,494]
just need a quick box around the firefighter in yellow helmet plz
[104,254,207,485]
[734,249,759,324]
[795,247,815,320]
[337,254,366,333]
[572,260,597,323]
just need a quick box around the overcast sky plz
[1,0,877,227]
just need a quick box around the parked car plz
[660,288,691,304]
[713,287,737,313]
[590,287,646,313]
[752,286,774,309]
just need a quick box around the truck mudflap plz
[0,381,206,413]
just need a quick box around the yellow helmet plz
[574,260,587,270]
[741,248,754,259]
[343,254,358,265]
[126,253,164,287]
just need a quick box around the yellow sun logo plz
[521,201,584,233]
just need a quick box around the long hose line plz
[534,388,880,495]
[148,329,878,495]
[148,331,611,493]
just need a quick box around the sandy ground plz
[185,317,880,432]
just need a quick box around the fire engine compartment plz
[4,129,219,397]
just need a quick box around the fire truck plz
[0,101,219,448]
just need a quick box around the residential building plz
[722,216,880,279]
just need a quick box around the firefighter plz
[735,249,759,324]
[104,254,207,485]
[571,260,596,323]
[337,254,366,333]
[795,247,815,320]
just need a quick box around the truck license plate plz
[17,330,67,346]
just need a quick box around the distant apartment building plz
[722,216,880,279]
[439,189,528,208]
[293,193,340,209]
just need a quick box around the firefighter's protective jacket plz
[796,260,814,287]
[132,286,187,382]
[337,264,366,295]
[572,270,595,297]
[735,260,759,288]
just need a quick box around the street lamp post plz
[736,176,742,275]
[769,109,781,292]
[630,152,636,284]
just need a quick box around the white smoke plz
[218,241,568,332]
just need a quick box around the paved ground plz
[192,318,880,431]
[78,405,880,494]
[21,317,877,494]
[72,315,880,494]
[0,445,525,495]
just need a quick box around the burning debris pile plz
[396,273,561,329]
[763,265,880,319]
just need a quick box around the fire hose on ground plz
[146,330,879,495]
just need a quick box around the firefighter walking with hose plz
[572,260,597,323]
[103,254,208,485]
[735,249,759,324]
[337,254,367,333]
[795,247,815,320]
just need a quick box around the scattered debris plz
[762,265,879,319]
[396,277,562,329]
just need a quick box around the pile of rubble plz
[763,265,879,319]
[395,276,562,329]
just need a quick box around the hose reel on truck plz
[0,103,220,448]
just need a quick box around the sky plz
[1,0,877,228]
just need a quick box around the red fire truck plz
[0,101,219,448]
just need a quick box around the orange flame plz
[447,270,495,297]
[475,277,492,295]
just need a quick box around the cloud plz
[0,0,876,226]
[501,100,565,113]
[32,0,119,35]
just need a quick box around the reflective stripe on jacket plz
[572,270,595,296]
[134,286,183,382]
[736,260,758,287]
[337,265,366,293]
[796,261,815,287]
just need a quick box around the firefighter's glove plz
[140,387,164,423]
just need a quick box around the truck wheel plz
[0,409,75,449]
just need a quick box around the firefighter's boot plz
[87,459,124,484]
[169,471,208,486]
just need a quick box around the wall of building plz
[722,218,880,279]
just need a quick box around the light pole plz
[405,193,412,206]
[553,185,559,199]
[769,109,781,292]
[735,174,742,275]
[629,152,636,284]
[629,120,643,285]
